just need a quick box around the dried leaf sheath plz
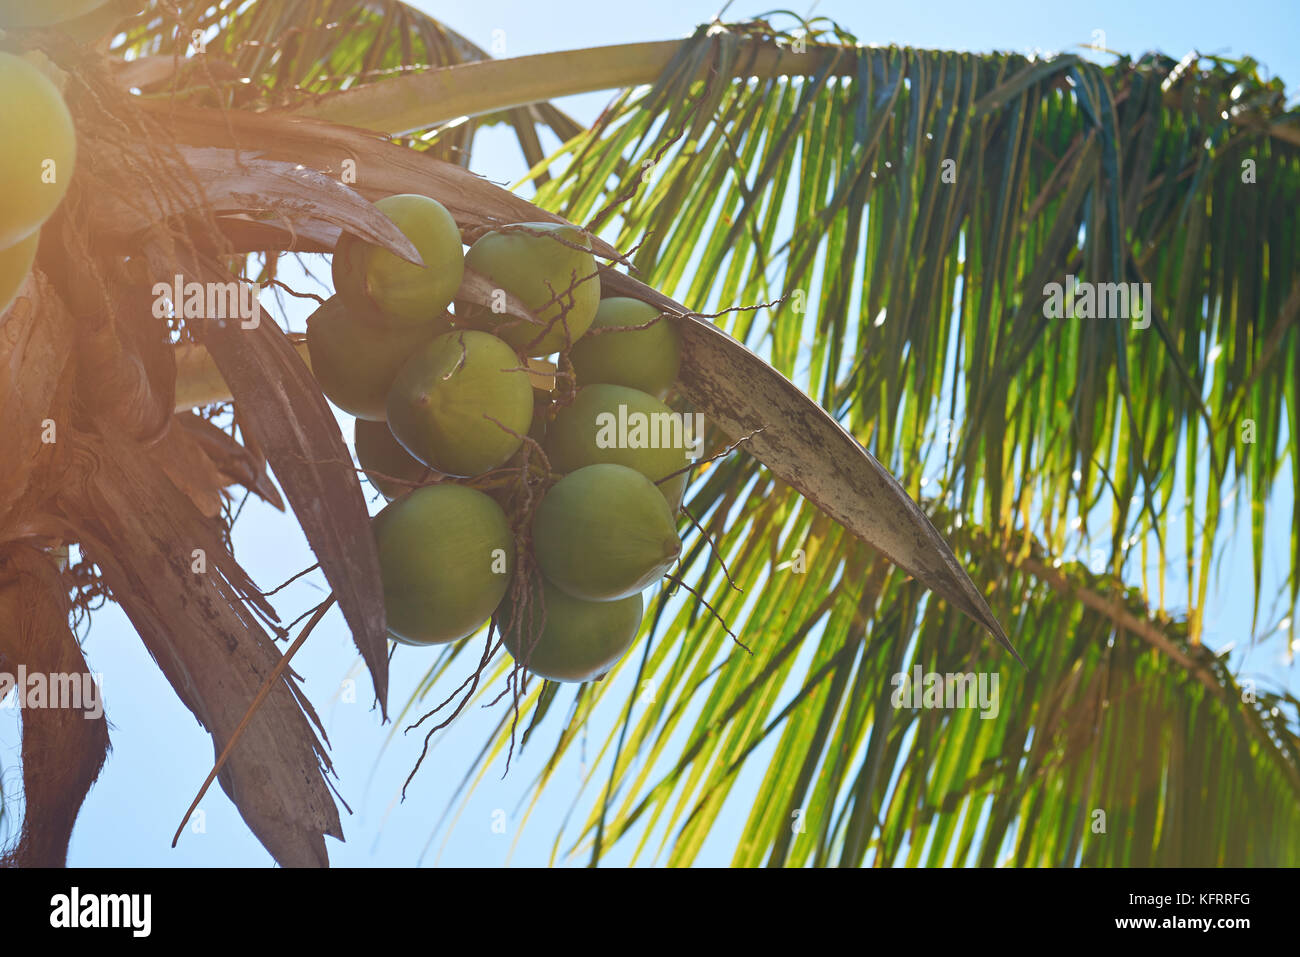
[0,546,110,868]
[60,428,342,867]
[192,261,391,719]
[128,102,624,261]
[0,274,76,539]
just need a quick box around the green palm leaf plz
[381,16,1298,866]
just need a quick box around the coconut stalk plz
[295,39,854,134]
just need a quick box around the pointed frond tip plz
[602,271,1022,664]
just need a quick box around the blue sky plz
[1,0,1296,867]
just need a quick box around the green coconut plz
[0,0,106,27]
[373,485,514,645]
[354,419,433,500]
[307,296,447,420]
[333,193,464,325]
[501,578,642,682]
[459,222,599,356]
[532,463,680,602]
[387,329,533,477]
[568,297,681,398]
[0,231,40,315]
[545,384,691,509]
[0,54,77,248]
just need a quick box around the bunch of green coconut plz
[310,194,694,683]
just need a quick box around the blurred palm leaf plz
[112,0,580,173]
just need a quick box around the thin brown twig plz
[679,505,742,592]
[664,573,750,653]
[260,561,320,598]
[263,276,327,305]
[400,627,504,799]
[656,426,765,487]
[171,594,336,847]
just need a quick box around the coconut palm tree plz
[0,0,1296,867]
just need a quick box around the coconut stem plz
[294,39,850,136]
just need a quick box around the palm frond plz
[526,20,1299,639]
[419,492,1299,865]
[404,16,1299,865]
[113,0,578,171]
